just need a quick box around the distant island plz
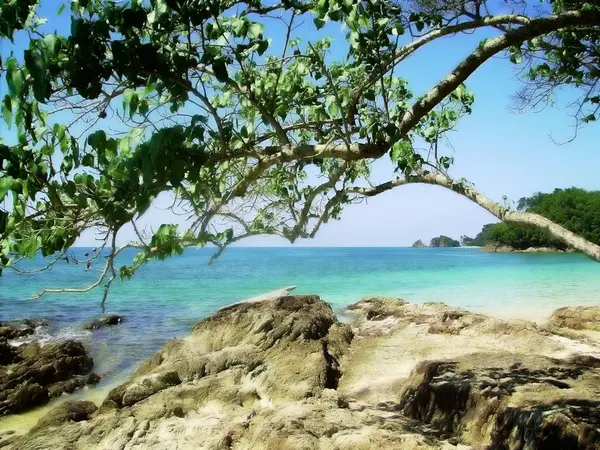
[430,236,461,247]
[411,236,460,248]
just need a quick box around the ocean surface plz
[1,247,599,431]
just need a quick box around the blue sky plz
[3,1,600,247]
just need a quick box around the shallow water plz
[1,247,599,432]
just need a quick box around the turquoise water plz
[1,247,600,404]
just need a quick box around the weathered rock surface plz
[399,354,600,449]
[33,401,98,430]
[549,306,600,332]
[340,297,600,449]
[7,295,600,450]
[83,315,124,330]
[0,340,100,416]
[0,319,48,340]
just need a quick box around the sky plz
[2,1,600,248]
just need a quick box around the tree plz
[466,188,600,249]
[518,188,600,244]
[1,0,600,309]
[470,222,567,250]
[429,235,460,247]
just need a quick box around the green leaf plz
[43,34,58,55]
[212,60,229,82]
[314,18,326,30]
[169,159,186,186]
[22,237,39,259]
[583,114,597,123]
[256,40,269,56]
[1,96,12,127]
[390,140,412,163]
[81,154,95,167]
[6,59,24,97]
[0,177,15,202]
[248,23,264,39]
[58,3,66,15]
[88,130,107,150]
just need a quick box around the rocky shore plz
[0,320,100,418]
[481,244,577,253]
[2,296,600,449]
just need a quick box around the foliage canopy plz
[1,0,600,306]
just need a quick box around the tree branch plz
[349,172,600,262]
[397,10,600,137]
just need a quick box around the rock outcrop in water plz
[83,315,124,331]
[411,240,426,248]
[6,295,600,450]
[0,319,48,340]
[482,244,577,254]
[0,340,100,416]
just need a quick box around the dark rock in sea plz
[0,340,99,416]
[0,319,48,340]
[83,315,124,330]
[411,239,426,248]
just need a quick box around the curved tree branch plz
[397,10,600,137]
[350,172,600,262]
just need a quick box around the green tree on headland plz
[465,188,600,250]
[429,236,460,248]
[1,0,600,307]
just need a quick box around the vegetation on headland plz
[429,235,460,248]
[1,1,600,307]
[463,188,600,250]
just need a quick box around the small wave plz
[9,326,92,347]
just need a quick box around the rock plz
[429,236,460,247]
[412,239,427,248]
[481,244,515,252]
[549,306,600,332]
[339,297,600,416]
[101,315,123,326]
[8,296,600,450]
[397,353,600,449]
[522,246,565,253]
[0,340,99,416]
[82,315,123,330]
[48,373,101,398]
[0,319,47,340]
[0,339,20,365]
[347,296,409,322]
[19,342,41,360]
[482,245,575,254]
[33,401,98,430]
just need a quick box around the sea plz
[1,247,599,432]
